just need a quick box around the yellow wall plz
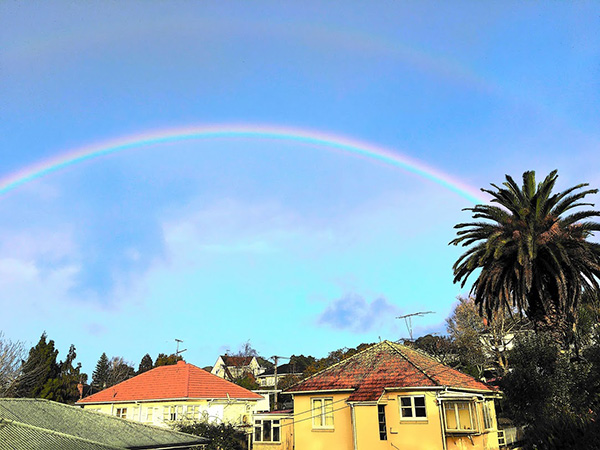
[292,391,500,450]
[293,393,354,450]
[80,398,255,428]
[253,415,294,450]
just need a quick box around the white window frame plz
[312,398,334,429]
[399,395,427,421]
[115,407,127,419]
[481,401,494,430]
[254,418,281,442]
[146,407,153,422]
[443,401,476,433]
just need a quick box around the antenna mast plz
[175,339,187,357]
[396,311,435,341]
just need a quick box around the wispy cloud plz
[316,293,400,333]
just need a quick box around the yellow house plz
[286,341,500,450]
[76,360,263,429]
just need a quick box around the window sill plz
[312,427,335,432]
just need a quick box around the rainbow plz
[0,124,487,203]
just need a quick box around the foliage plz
[40,344,85,404]
[92,352,110,389]
[233,372,260,390]
[234,340,258,358]
[174,421,248,450]
[412,334,457,367]
[138,353,153,374]
[500,332,600,449]
[0,331,26,397]
[451,170,600,347]
[106,357,135,386]
[14,332,59,398]
[303,343,373,377]
[154,353,183,367]
[446,296,530,378]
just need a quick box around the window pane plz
[414,397,425,407]
[254,426,261,442]
[400,397,412,407]
[324,399,334,426]
[401,406,413,417]
[457,404,473,429]
[273,425,280,442]
[263,420,272,441]
[444,404,458,430]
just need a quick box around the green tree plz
[412,334,456,367]
[138,353,153,374]
[501,333,600,449]
[14,332,59,398]
[92,352,110,389]
[451,170,600,347]
[154,353,182,367]
[40,344,85,404]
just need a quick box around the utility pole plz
[396,311,435,341]
[271,355,290,410]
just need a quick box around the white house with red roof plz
[211,355,266,381]
[76,360,264,428]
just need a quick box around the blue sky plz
[1,1,599,375]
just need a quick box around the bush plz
[500,333,600,449]
[174,421,248,450]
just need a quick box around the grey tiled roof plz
[0,398,207,449]
[0,419,121,450]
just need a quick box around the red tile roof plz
[76,361,263,404]
[286,341,492,402]
[221,356,254,366]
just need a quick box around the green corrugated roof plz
[0,399,207,449]
[0,419,122,450]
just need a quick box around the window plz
[254,419,281,442]
[164,405,182,421]
[378,405,387,440]
[312,398,334,429]
[443,401,476,432]
[115,408,127,419]
[399,396,427,420]
[146,407,153,422]
[482,401,494,430]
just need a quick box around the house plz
[76,360,263,428]
[252,409,294,450]
[257,363,304,388]
[0,398,207,449]
[211,355,266,381]
[285,340,500,450]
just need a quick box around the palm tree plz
[450,170,600,347]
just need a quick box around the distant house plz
[76,360,263,428]
[211,355,267,381]
[257,363,304,388]
[286,340,501,450]
[0,398,207,449]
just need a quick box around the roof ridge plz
[0,418,123,450]
[286,342,379,391]
[185,362,191,397]
[386,341,440,386]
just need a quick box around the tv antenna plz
[396,311,435,341]
[175,339,187,357]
